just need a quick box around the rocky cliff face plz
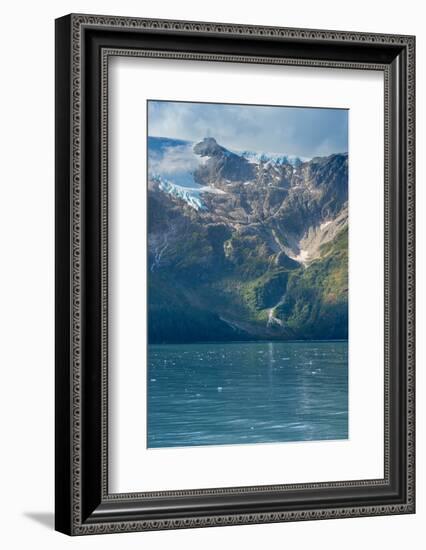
[147,136,348,343]
[193,137,257,184]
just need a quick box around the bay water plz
[148,340,348,448]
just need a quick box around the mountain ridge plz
[147,136,348,343]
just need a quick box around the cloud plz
[148,100,348,158]
[149,144,199,176]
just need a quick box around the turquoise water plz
[147,341,348,448]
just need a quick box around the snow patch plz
[234,149,309,166]
[288,249,310,265]
[295,249,310,263]
[320,220,332,231]
[201,185,226,195]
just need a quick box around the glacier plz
[157,178,206,211]
[234,149,309,166]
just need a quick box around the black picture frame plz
[55,13,415,535]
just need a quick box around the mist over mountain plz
[147,136,348,343]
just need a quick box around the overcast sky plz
[148,100,348,158]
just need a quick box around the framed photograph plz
[55,14,415,535]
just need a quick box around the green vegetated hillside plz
[274,227,348,339]
[148,225,347,343]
